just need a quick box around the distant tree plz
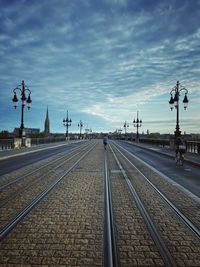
[38,132,47,138]
[0,130,9,139]
[28,132,47,138]
[147,133,158,139]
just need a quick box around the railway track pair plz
[103,141,200,267]
[0,141,96,240]
[0,140,199,266]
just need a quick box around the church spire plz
[44,106,50,135]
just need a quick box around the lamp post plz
[12,80,32,146]
[78,120,83,139]
[169,80,189,141]
[63,110,72,140]
[133,111,142,142]
[123,121,129,140]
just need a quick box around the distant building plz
[13,128,40,137]
[44,106,50,135]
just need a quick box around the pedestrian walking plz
[103,135,108,150]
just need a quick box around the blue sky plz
[0,0,200,135]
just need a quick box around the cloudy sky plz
[0,0,200,135]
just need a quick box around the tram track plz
[0,141,89,190]
[0,140,199,266]
[103,149,119,267]
[103,142,169,266]
[109,141,200,266]
[109,144,176,267]
[113,141,200,231]
[0,142,91,205]
[0,142,96,240]
[0,148,90,208]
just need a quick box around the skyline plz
[0,0,200,135]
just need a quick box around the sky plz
[0,0,200,135]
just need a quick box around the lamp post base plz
[135,137,139,143]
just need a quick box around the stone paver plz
[0,142,104,266]
[0,144,93,229]
[1,140,199,266]
[113,144,200,267]
[108,149,165,266]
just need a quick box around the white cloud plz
[1,0,200,133]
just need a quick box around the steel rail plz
[0,142,96,240]
[117,141,200,204]
[0,142,90,190]
[0,144,92,207]
[112,141,200,240]
[109,143,177,267]
[103,149,119,267]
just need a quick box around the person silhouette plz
[103,135,108,150]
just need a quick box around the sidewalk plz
[126,141,200,167]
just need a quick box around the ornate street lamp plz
[78,120,83,139]
[169,81,189,140]
[63,110,72,140]
[133,111,142,142]
[12,80,32,145]
[123,121,129,140]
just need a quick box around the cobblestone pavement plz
[0,143,93,229]
[0,140,200,266]
[108,151,165,266]
[0,141,104,266]
[0,146,72,186]
[110,143,200,267]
